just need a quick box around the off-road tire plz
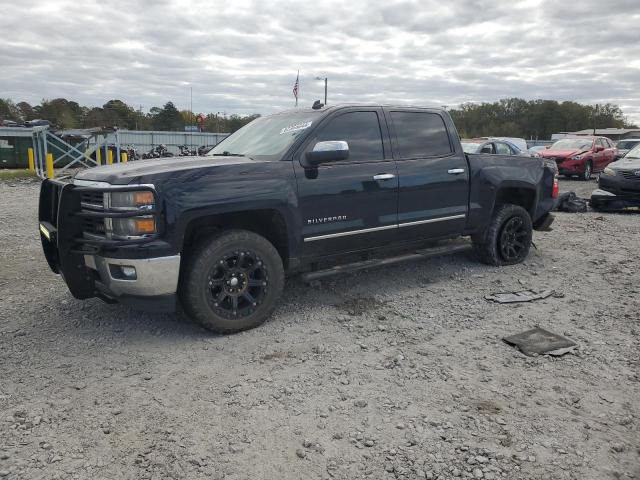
[180,230,284,333]
[473,204,533,266]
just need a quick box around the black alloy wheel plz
[473,203,533,266]
[181,229,284,333]
[206,250,268,319]
[498,216,528,262]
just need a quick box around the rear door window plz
[480,143,494,154]
[390,112,452,158]
[495,142,511,155]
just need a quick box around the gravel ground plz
[0,177,638,480]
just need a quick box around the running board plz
[301,239,473,282]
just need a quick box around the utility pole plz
[316,76,328,105]
[324,77,327,105]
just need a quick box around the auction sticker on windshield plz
[280,121,312,135]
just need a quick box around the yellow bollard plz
[107,149,113,165]
[27,148,35,171]
[121,152,128,163]
[96,148,102,166]
[46,153,54,179]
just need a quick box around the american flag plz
[293,71,299,106]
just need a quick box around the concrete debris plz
[485,289,554,304]
[503,327,577,356]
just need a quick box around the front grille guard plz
[39,180,163,299]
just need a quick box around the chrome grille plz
[618,169,640,180]
[80,191,105,209]
[80,190,106,238]
[83,217,106,236]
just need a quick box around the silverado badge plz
[307,216,347,225]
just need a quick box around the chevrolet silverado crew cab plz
[39,105,557,333]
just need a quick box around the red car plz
[540,136,617,180]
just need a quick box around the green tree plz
[35,98,84,129]
[150,102,183,131]
[449,98,634,139]
[16,102,35,121]
[0,99,20,122]
[102,99,136,129]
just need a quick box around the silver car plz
[591,143,640,211]
[461,139,529,156]
[615,139,640,159]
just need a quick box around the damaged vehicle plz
[39,105,557,333]
[591,143,640,211]
[540,136,617,180]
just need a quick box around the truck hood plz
[74,155,256,185]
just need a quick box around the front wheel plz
[180,230,285,333]
[581,161,592,181]
[473,204,533,266]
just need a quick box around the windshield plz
[551,139,593,151]
[625,143,640,159]
[617,140,640,150]
[461,142,481,153]
[208,112,319,160]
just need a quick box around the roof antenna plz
[312,100,324,110]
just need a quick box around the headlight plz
[106,189,157,238]
[601,167,616,176]
[110,191,154,210]
[112,217,156,237]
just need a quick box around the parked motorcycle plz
[142,144,173,159]
[122,145,140,161]
[178,145,197,156]
[197,145,214,156]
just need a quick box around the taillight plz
[552,176,559,198]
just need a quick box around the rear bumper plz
[533,212,554,231]
[590,188,640,211]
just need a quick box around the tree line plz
[448,98,636,139]
[0,98,259,134]
[1,96,637,139]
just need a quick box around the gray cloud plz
[2,0,639,123]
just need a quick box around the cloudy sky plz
[2,0,640,122]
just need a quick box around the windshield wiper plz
[211,151,245,157]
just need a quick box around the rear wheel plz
[180,230,284,333]
[473,204,533,266]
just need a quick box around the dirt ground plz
[0,177,638,480]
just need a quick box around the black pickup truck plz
[39,105,557,333]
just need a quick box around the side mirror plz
[545,145,550,149]
[305,141,349,165]
[595,145,605,152]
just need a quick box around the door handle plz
[373,173,396,181]
[447,168,465,175]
